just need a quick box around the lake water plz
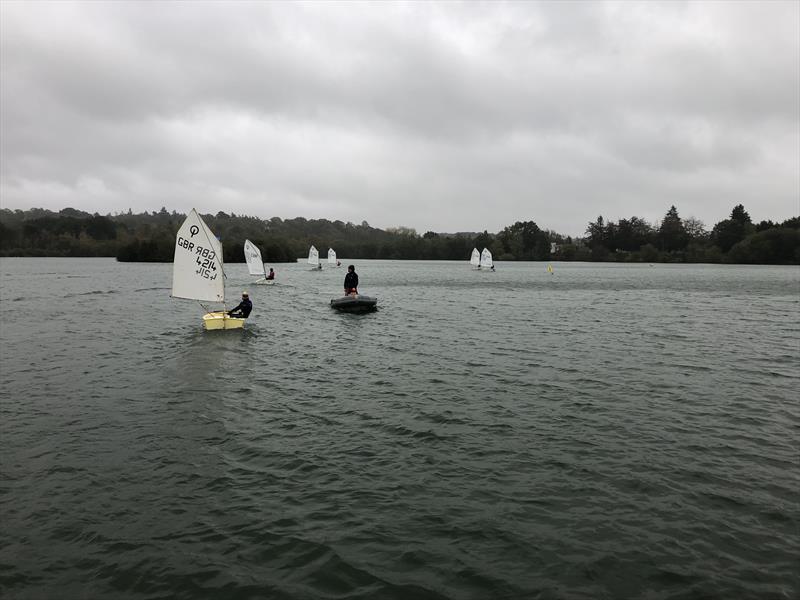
[1,258,798,600]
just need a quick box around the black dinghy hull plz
[330,295,378,312]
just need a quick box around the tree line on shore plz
[0,204,797,264]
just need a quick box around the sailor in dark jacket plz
[344,265,359,296]
[228,291,252,318]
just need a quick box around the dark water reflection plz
[1,258,798,599]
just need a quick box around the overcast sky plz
[1,1,798,235]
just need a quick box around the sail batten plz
[244,239,266,276]
[172,209,225,302]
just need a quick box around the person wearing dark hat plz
[228,291,252,318]
[344,265,358,296]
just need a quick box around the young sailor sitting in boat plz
[266,268,275,280]
[344,265,358,296]
[227,292,252,318]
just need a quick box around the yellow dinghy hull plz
[202,311,246,330]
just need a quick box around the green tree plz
[712,204,754,253]
[659,205,689,252]
[496,221,548,259]
[586,216,606,249]
[683,216,707,239]
[728,228,800,264]
[473,230,494,253]
[638,244,659,262]
[731,204,751,224]
[85,216,117,240]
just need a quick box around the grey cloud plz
[1,0,797,236]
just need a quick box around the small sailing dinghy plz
[172,209,246,330]
[308,245,322,270]
[328,248,338,267]
[480,248,494,271]
[470,247,481,269]
[330,294,378,312]
[244,239,273,285]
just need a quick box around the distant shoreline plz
[2,206,798,265]
[1,255,798,267]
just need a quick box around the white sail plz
[480,248,493,268]
[470,247,480,266]
[328,248,337,265]
[244,239,266,277]
[172,209,225,302]
[308,245,319,265]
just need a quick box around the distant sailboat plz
[547,264,554,274]
[244,239,273,285]
[328,248,338,266]
[480,248,494,271]
[470,247,480,269]
[308,245,322,270]
[172,209,245,330]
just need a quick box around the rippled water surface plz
[1,258,798,600]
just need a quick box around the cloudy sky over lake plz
[1,1,797,235]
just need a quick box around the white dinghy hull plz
[202,311,246,330]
